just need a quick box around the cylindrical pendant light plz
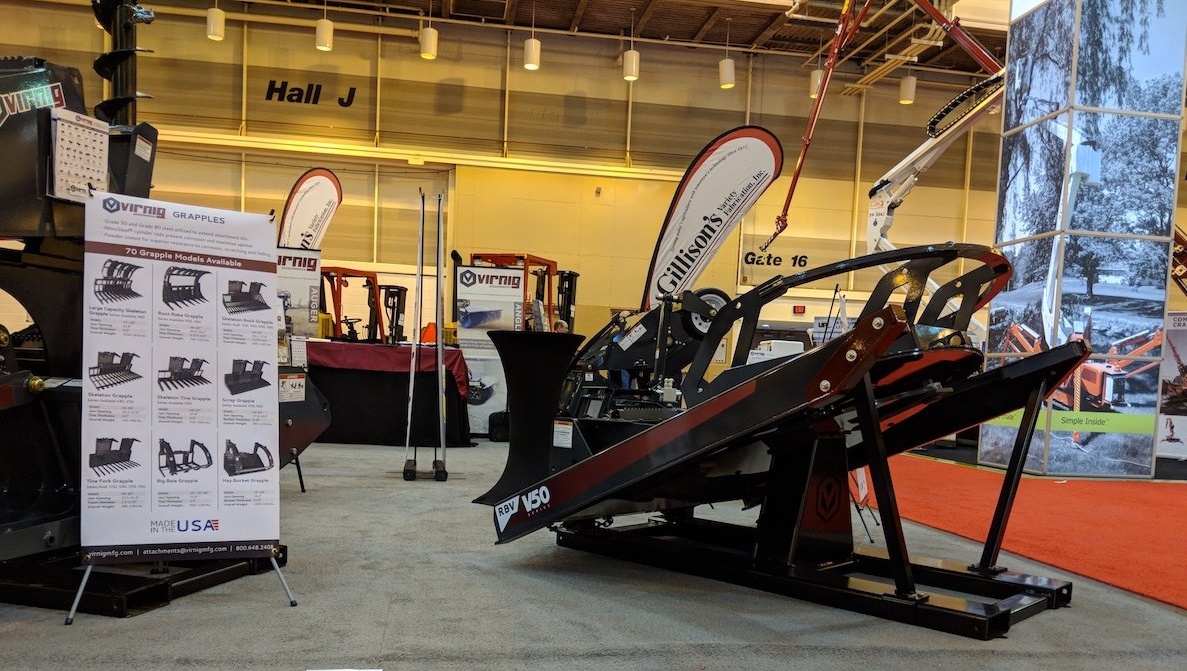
[623,9,639,82]
[206,3,225,42]
[899,74,917,105]
[420,26,439,59]
[524,37,541,70]
[719,18,734,90]
[421,0,438,60]
[809,68,824,99]
[719,58,735,90]
[623,49,640,81]
[315,1,332,52]
[315,18,333,51]
[524,1,540,70]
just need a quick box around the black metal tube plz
[977,379,1048,571]
[853,373,918,599]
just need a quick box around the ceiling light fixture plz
[206,0,225,42]
[809,66,823,99]
[524,1,540,70]
[899,72,916,105]
[623,9,639,82]
[420,0,439,60]
[315,0,333,52]
[719,18,735,90]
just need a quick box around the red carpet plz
[882,454,1187,611]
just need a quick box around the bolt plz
[27,377,46,394]
[872,317,884,329]
[819,380,831,393]
[845,349,857,362]
[0,332,8,347]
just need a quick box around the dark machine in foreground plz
[479,243,1089,639]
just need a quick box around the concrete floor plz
[1,440,1185,671]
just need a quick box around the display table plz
[306,341,472,447]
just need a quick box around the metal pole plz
[433,193,449,481]
[402,190,427,479]
[64,564,94,625]
[270,556,298,607]
[976,380,1047,571]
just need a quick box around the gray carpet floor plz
[2,440,1185,671]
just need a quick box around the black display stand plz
[473,330,584,505]
[307,368,471,447]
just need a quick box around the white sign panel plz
[81,193,279,563]
[277,247,322,338]
[1157,311,1187,460]
[456,265,524,352]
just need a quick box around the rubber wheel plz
[681,288,731,338]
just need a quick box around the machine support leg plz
[290,448,306,493]
[976,379,1047,572]
[853,374,921,600]
[752,430,819,567]
[271,556,298,607]
[64,564,94,625]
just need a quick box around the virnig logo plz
[102,197,121,213]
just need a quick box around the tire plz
[681,288,731,338]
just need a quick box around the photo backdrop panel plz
[1073,0,1187,114]
[996,115,1071,243]
[980,358,1158,477]
[1003,0,1074,132]
[1058,236,1167,349]
[1067,112,1179,239]
[987,236,1060,354]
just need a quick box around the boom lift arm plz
[763,0,1003,254]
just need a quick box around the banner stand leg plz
[850,492,875,544]
[270,556,298,607]
[64,564,93,625]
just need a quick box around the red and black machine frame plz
[480,243,1089,639]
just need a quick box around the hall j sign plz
[264,79,357,108]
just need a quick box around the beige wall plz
[453,166,740,335]
[1,0,1046,355]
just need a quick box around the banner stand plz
[70,192,290,622]
[64,553,297,625]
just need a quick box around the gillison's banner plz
[640,126,783,311]
[277,167,342,250]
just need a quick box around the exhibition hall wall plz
[1,0,1013,342]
